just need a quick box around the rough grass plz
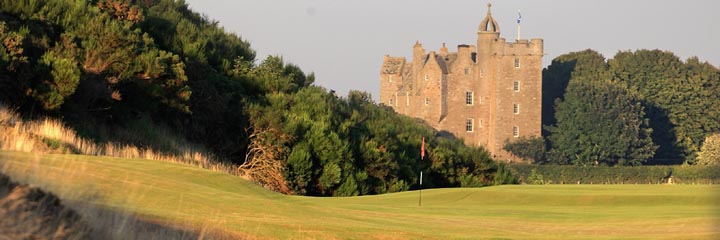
[0,104,244,179]
[0,173,91,239]
[1,150,718,239]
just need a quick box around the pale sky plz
[185,0,719,101]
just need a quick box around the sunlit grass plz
[1,150,718,239]
[0,104,244,179]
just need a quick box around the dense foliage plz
[503,136,546,164]
[539,49,720,165]
[243,85,496,196]
[0,0,498,196]
[541,49,609,130]
[610,51,720,163]
[697,133,720,165]
[548,80,656,166]
[510,164,720,184]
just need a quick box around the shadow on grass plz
[0,172,240,240]
[65,199,241,240]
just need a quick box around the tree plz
[542,49,608,129]
[503,136,546,164]
[697,134,720,165]
[610,50,720,163]
[0,21,31,107]
[240,124,291,194]
[33,50,81,110]
[547,80,656,166]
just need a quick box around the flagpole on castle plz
[517,10,521,41]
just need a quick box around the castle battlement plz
[379,3,543,162]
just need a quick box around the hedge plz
[509,164,720,184]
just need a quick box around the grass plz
[0,104,244,179]
[1,150,719,239]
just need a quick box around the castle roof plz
[381,56,405,74]
[478,3,500,33]
[444,53,459,71]
[423,52,448,74]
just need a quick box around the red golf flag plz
[421,137,425,159]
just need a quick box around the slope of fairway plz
[1,151,718,239]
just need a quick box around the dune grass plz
[1,150,718,239]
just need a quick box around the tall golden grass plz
[0,104,245,179]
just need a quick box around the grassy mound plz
[1,151,718,239]
[0,173,90,239]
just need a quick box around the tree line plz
[506,49,720,166]
[1,0,507,196]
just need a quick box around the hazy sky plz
[185,0,719,101]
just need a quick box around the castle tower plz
[379,3,543,162]
[476,3,544,159]
[476,3,501,149]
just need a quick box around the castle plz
[379,3,543,161]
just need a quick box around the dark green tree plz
[610,50,720,163]
[503,136,547,164]
[542,49,608,129]
[548,80,656,166]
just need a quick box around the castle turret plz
[413,41,425,91]
[477,3,500,58]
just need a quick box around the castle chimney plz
[458,44,471,60]
[439,42,449,57]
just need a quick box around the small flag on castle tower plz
[517,11,522,24]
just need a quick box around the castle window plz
[514,58,520,68]
[389,98,394,106]
[466,91,474,105]
[464,68,469,75]
[514,81,520,92]
[466,118,474,132]
[406,92,410,106]
[389,75,393,83]
[479,119,483,128]
[424,74,429,81]
[513,126,520,137]
[478,95,482,104]
[513,103,520,114]
[425,97,429,105]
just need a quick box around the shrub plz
[509,164,719,184]
[503,136,546,163]
[492,163,518,185]
[528,169,545,184]
[697,133,720,165]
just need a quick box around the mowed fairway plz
[1,151,718,239]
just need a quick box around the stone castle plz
[379,3,543,161]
